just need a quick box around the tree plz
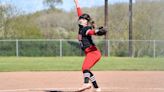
[129,0,133,57]
[0,2,4,37]
[104,0,109,56]
[0,3,14,38]
[43,0,63,9]
[0,3,21,39]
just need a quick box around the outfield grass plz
[0,57,164,72]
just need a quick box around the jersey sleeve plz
[77,7,83,17]
[86,29,95,36]
[81,26,92,36]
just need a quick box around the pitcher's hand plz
[74,0,78,4]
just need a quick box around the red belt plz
[85,46,97,54]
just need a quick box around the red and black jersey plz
[79,26,95,50]
[76,6,96,51]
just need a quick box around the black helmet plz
[79,13,91,22]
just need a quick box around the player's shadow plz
[46,90,63,92]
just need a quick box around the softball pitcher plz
[74,0,107,91]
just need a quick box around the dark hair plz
[90,20,95,29]
[79,13,96,29]
[79,13,91,22]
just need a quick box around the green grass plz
[0,57,164,72]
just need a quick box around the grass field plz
[0,57,164,72]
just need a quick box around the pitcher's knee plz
[82,66,90,72]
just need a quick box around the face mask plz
[78,19,87,27]
[78,24,83,29]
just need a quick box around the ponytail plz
[89,20,96,29]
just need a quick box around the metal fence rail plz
[0,39,164,57]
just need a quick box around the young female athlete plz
[74,0,107,91]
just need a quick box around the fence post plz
[16,39,19,57]
[108,40,110,57]
[60,39,62,57]
[153,40,156,58]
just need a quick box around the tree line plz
[0,0,164,40]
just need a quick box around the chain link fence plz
[0,39,164,57]
[1,1,164,58]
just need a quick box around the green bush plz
[0,41,16,56]
[18,41,60,56]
